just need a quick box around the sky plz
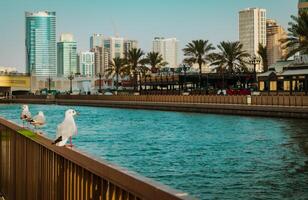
[0,0,297,72]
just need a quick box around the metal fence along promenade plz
[0,118,192,200]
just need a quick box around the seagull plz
[52,109,78,147]
[29,111,46,133]
[20,105,32,127]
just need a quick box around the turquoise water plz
[1,104,308,199]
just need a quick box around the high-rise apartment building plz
[79,52,95,77]
[239,8,266,72]
[103,37,124,70]
[266,20,287,67]
[25,11,56,76]
[90,46,105,75]
[299,0,308,13]
[90,34,104,49]
[152,37,178,68]
[124,40,138,57]
[57,33,77,77]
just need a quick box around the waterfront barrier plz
[53,94,308,107]
[0,118,192,200]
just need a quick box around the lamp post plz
[249,55,261,84]
[98,73,102,93]
[46,76,53,94]
[68,73,74,94]
[182,64,188,92]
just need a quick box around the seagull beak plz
[76,112,80,116]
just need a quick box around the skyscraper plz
[90,34,104,49]
[124,40,138,57]
[25,11,56,76]
[57,33,77,77]
[152,37,178,68]
[266,20,287,67]
[239,8,266,72]
[79,52,95,77]
[299,0,308,13]
[90,46,104,75]
[103,37,124,70]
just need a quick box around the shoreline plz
[1,98,308,119]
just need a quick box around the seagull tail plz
[52,136,62,145]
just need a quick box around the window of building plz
[259,81,265,91]
[270,81,277,91]
[284,81,290,91]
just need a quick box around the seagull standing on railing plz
[29,111,46,134]
[20,105,32,127]
[52,109,78,147]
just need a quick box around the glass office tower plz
[57,33,77,77]
[25,11,56,76]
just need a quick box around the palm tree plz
[124,48,146,91]
[145,52,168,73]
[257,43,268,72]
[183,40,215,90]
[106,57,126,92]
[210,41,250,89]
[281,12,308,59]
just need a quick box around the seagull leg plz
[68,137,74,148]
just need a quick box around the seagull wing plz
[31,114,45,125]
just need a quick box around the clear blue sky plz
[0,0,297,72]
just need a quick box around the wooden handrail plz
[0,117,193,200]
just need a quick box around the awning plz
[281,69,308,76]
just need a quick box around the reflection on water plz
[0,104,308,200]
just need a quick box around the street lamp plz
[98,73,102,93]
[182,64,188,92]
[46,76,53,94]
[249,55,261,83]
[68,73,74,94]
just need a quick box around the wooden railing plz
[0,118,192,200]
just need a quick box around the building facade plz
[124,40,138,57]
[90,33,104,49]
[90,46,105,75]
[266,19,287,67]
[239,8,266,72]
[25,11,56,76]
[152,37,178,68]
[299,0,308,13]
[57,33,77,77]
[103,37,124,70]
[79,52,95,77]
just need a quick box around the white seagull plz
[52,109,78,147]
[20,105,32,127]
[29,111,46,133]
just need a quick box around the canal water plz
[0,104,308,199]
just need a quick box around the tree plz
[183,40,215,90]
[145,52,168,73]
[281,12,308,59]
[258,43,268,72]
[106,57,126,92]
[123,48,146,91]
[210,41,250,88]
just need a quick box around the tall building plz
[79,52,95,77]
[124,40,138,57]
[239,8,266,72]
[25,11,56,76]
[266,20,287,67]
[90,46,104,75]
[90,34,104,49]
[57,33,77,77]
[103,37,124,70]
[299,0,308,13]
[152,37,178,68]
